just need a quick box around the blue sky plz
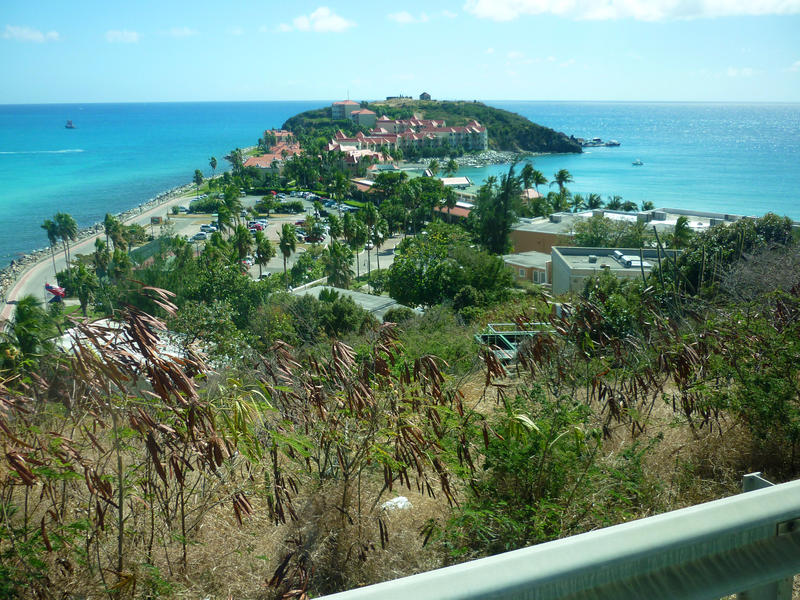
[2,0,799,103]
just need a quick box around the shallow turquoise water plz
[0,101,798,268]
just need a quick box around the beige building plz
[350,108,377,128]
[503,251,551,285]
[331,100,360,120]
[550,247,679,295]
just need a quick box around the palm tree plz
[323,240,354,288]
[641,200,655,211]
[520,163,535,190]
[279,223,296,289]
[586,193,604,210]
[209,156,217,181]
[216,206,232,234]
[194,169,204,198]
[254,230,275,278]
[621,200,638,212]
[372,216,388,272]
[444,158,459,177]
[328,214,342,241]
[550,169,574,195]
[606,195,623,210]
[427,159,440,177]
[569,193,586,213]
[41,218,59,275]
[443,187,457,220]
[93,238,110,277]
[532,169,547,194]
[360,203,379,291]
[231,224,252,262]
[54,212,78,264]
[223,185,243,225]
[668,215,693,249]
[10,295,53,361]
[72,263,99,317]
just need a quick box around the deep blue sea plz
[1,101,799,268]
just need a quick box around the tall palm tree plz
[209,156,217,181]
[520,163,535,190]
[427,159,440,177]
[194,169,204,198]
[278,223,296,289]
[443,187,457,220]
[550,169,574,195]
[93,238,110,277]
[532,169,547,194]
[361,203,378,288]
[223,185,243,225]
[41,218,59,275]
[328,214,342,241]
[323,240,354,288]
[54,212,77,264]
[372,216,388,272]
[72,263,99,317]
[254,230,275,278]
[444,158,459,177]
[231,224,252,262]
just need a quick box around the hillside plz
[283,100,582,154]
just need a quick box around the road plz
[1,193,405,326]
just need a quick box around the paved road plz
[1,192,406,325]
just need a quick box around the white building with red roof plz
[331,100,360,120]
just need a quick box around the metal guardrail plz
[320,475,800,600]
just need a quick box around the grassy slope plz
[283,100,582,154]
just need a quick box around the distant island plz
[283,98,582,155]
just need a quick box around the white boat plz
[632,159,644,166]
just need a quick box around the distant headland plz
[283,96,582,155]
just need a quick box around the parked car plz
[178,206,189,213]
[200,224,213,232]
[305,235,324,243]
[192,232,207,241]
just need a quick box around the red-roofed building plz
[350,108,377,128]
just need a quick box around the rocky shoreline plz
[0,182,194,305]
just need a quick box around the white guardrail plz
[320,473,800,600]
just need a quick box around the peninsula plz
[283,98,582,154]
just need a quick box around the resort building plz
[243,136,303,172]
[439,176,472,189]
[331,100,360,120]
[503,251,551,285]
[433,200,474,222]
[419,92,431,100]
[350,108,377,128]
[550,246,679,295]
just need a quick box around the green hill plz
[282,100,582,154]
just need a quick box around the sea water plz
[1,101,798,269]
[467,102,800,219]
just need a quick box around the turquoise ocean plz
[1,101,799,268]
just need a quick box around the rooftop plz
[552,246,680,272]
[503,250,550,269]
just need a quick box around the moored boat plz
[65,120,76,129]
[632,158,644,166]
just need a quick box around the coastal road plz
[0,190,203,326]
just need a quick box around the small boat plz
[65,120,76,129]
[605,139,620,147]
[632,158,644,166]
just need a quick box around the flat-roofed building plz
[551,246,679,295]
[503,250,551,284]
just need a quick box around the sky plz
[2,0,799,103]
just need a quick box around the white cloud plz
[168,26,197,38]
[105,30,139,43]
[463,0,800,21]
[789,60,800,72]
[2,25,60,42]
[507,50,525,59]
[726,66,754,77]
[560,58,576,67]
[442,10,458,18]
[388,11,430,24]
[227,27,244,36]
[486,47,495,54]
[281,7,355,32]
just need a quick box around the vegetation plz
[283,100,582,154]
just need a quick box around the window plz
[519,268,526,278]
